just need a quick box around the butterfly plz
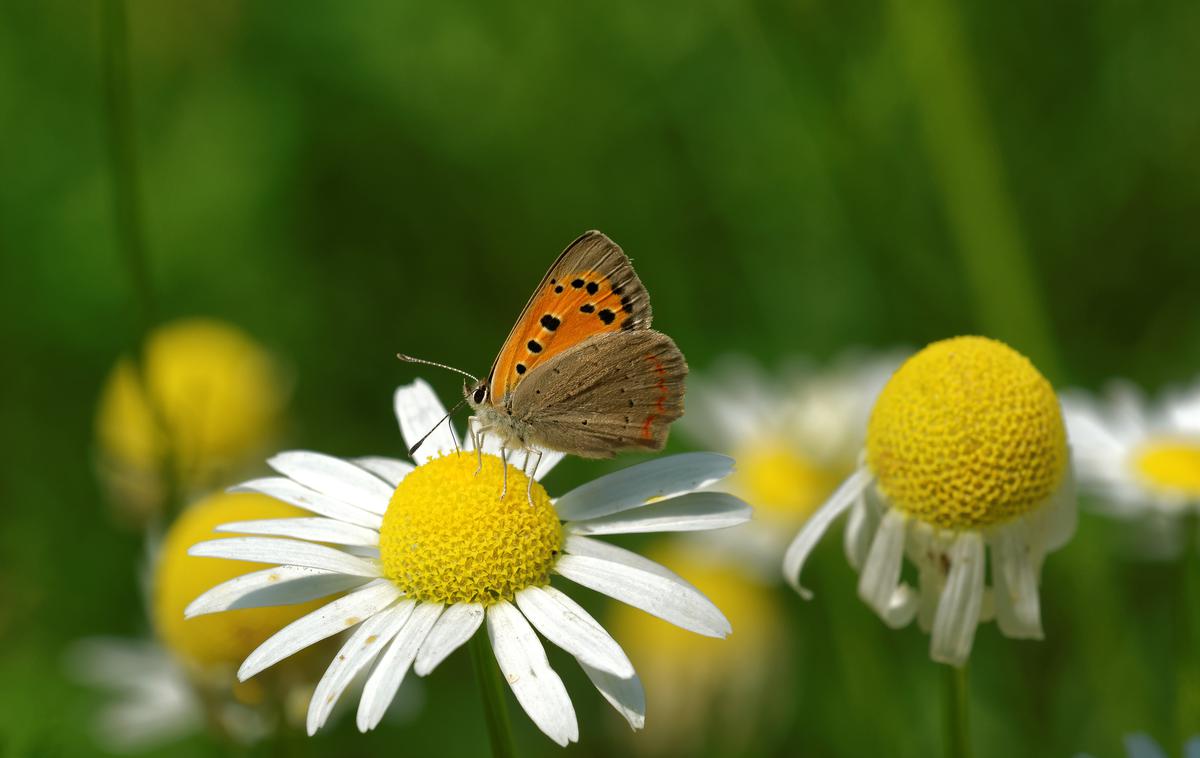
[460,231,687,473]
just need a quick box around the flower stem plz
[886,0,1063,382]
[944,664,972,758]
[470,630,517,758]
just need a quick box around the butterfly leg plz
[468,416,483,475]
[499,446,509,499]
[524,448,543,507]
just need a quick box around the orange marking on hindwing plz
[491,269,635,400]
[639,353,670,440]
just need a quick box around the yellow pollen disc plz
[153,492,326,672]
[865,336,1067,530]
[732,442,844,523]
[379,452,562,605]
[1132,439,1200,497]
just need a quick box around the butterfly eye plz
[473,387,486,404]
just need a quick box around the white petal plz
[1124,734,1169,758]
[185,565,368,618]
[843,490,876,570]
[1034,464,1078,554]
[857,510,913,628]
[564,535,694,585]
[554,453,735,522]
[394,379,460,465]
[930,532,985,667]
[990,520,1044,639]
[555,554,730,638]
[238,579,401,680]
[306,599,416,735]
[231,477,383,530]
[269,451,393,515]
[566,491,751,536]
[352,456,414,487]
[357,602,444,731]
[486,601,578,746]
[189,537,380,577]
[217,518,380,547]
[413,602,484,676]
[783,468,872,598]
[581,663,644,730]
[515,586,634,678]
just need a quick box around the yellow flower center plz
[379,453,562,604]
[732,442,844,523]
[1132,439,1200,497]
[153,492,326,672]
[865,336,1067,530]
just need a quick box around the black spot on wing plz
[598,309,615,325]
[527,340,543,354]
[580,304,595,314]
[586,281,599,295]
[540,314,560,331]
[571,278,585,288]
[516,364,527,375]
[555,285,564,293]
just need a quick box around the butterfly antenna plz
[397,354,478,384]
[408,395,470,457]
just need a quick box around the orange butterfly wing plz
[487,231,653,403]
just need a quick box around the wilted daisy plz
[95,318,288,523]
[185,379,749,746]
[70,491,341,750]
[1062,378,1200,555]
[607,541,788,755]
[681,352,901,569]
[784,336,1077,666]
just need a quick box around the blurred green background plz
[2,0,1199,756]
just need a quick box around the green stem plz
[470,630,517,758]
[887,0,1063,382]
[99,0,181,517]
[944,664,972,758]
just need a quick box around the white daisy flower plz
[783,336,1077,666]
[1062,378,1200,536]
[680,351,903,571]
[184,379,750,746]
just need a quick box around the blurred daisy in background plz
[69,491,376,751]
[784,336,1077,666]
[1062,378,1200,558]
[606,541,789,755]
[679,351,904,571]
[1075,733,1200,758]
[95,318,289,526]
[183,380,751,746]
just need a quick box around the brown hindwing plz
[510,330,686,458]
[488,231,652,402]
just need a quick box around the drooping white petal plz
[231,477,383,530]
[908,520,945,633]
[394,380,460,465]
[990,520,1044,639]
[413,602,484,676]
[486,601,578,746]
[306,599,416,735]
[1034,464,1078,554]
[357,602,444,731]
[352,456,414,487]
[555,554,730,638]
[843,490,876,571]
[581,663,644,730]
[555,453,735,522]
[566,491,751,536]
[217,518,379,548]
[189,537,380,578]
[185,565,368,618]
[269,451,393,515]
[857,510,913,628]
[783,468,872,598]
[564,535,694,585]
[930,532,986,667]
[238,579,401,681]
[515,586,634,678]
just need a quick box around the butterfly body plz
[466,231,687,459]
